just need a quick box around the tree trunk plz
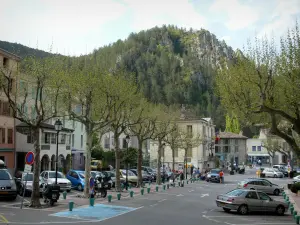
[172,148,175,172]
[137,139,143,187]
[30,127,41,207]
[156,140,162,185]
[83,129,92,197]
[114,133,121,191]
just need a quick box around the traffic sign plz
[25,151,34,165]
[24,164,32,173]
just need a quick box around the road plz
[0,169,294,225]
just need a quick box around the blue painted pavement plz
[51,204,137,221]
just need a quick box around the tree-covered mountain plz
[1,25,237,128]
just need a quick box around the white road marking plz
[176,194,184,197]
[200,194,209,197]
[149,204,158,207]
[158,199,166,203]
[188,190,194,192]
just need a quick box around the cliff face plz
[0,26,237,128]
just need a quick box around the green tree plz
[225,114,240,134]
[0,54,67,207]
[216,22,300,155]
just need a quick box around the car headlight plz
[207,174,211,178]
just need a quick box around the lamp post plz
[125,135,130,190]
[54,119,63,185]
[162,143,166,183]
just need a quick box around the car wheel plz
[276,205,285,216]
[223,208,231,212]
[67,189,71,193]
[273,189,280,196]
[238,204,248,215]
[77,184,83,191]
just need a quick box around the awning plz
[16,122,74,135]
[247,153,270,157]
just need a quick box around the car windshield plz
[0,170,12,180]
[274,168,280,172]
[122,170,135,176]
[79,173,85,178]
[109,172,115,177]
[23,173,33,181]
[210,169,220,174]
[91,162,98,166]
[226,189,245,196]
[49,172,65,178]
[146,168,153,172]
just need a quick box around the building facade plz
[149,116,216,172]
[214,132,248,167]
[0,48,21,171]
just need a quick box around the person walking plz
[219,170,224,184]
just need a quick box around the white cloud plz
[121,0,206,31]
[258,0,300,39]
[209,0,260,30]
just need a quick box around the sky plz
[1,0,300,56]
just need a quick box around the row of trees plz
[0,53,202,207]
[216,22,300,159]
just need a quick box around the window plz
[66,135,70,145]
[215,146,219,153]
[246,191,258,199]
[51,133,56,144]
[224,139,229,145]
[123,138,127,149]
[80,135,83,148]
[235,146,239,153]
[72,120,75,128]
[258,192,271,201]
[235,139,238,145]
[187,125,192,136]
[111,136,114,146]
[7,129,13,144]
[42,132,50,144]
[104,137,110,148]
[174,148,178,157]
[1,102,10,116]
[257,146,261,151]
[59,134,66,144]
[81,123,83,131]
[72,134,75,147]
[187,147,192,157]
[3,57,8,67]
[252,146,256,151]
[224,146,229,153]
[0,128,5,144]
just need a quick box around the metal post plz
[126,142,129,190]
[20,173,28,209]
[55,131,59,185]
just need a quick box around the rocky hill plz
[0,25,237,128]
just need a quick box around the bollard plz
[296,215,300,224]
[167,184,169,189]
[130,190,134,198]
[108,195,112,202]
[293,211,298,219]
[291,206,294,214]
[121,183,124,191]
[129,183,132,189]
[90,197,95,207]
[117,193,121,200]
[147,187,151,193]
[69,201,74,211]
[62,191,67,200]
[141,188,144,195]
[178,181,181,187]
[156,186,159,192]
[163,185,166,190]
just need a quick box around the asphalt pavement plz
[0,169,295,225]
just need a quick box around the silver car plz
[40,171,71,192]
[216,189,288,215]
[262,168,284,178]
[0,169,17,200]
[237,179,283,196]
[19,173,45,196]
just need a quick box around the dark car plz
[0,169,17,200]
[130,169,153,182]
[206,169,222,183]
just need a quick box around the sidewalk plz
[284,189,300,224]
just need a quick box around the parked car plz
[206,169,222,183]
[66,170,85,191]
[273,165,288,177]
[130,169,153,182]
[17,173,45,196]
[40,171,72,192]
[261,168,284,178]
[102,171,125,188]
[0,169,17,200]
[118,169,138,185]
[216,189,288,215]
[237,178,283,195]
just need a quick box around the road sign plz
[24,164,32,173]
[25,151,34,165]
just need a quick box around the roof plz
[16,122,74,134]
[0,48,22,61]
[219,132,248,139]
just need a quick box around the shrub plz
[291,182,300,193]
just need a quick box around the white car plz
[262,168,284,178]
[40,171,71,192]
[293,175,300,182]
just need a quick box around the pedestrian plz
[196,167,200,178]
[190,165,194,177]
[219,170,224,184]
[180,171,184,186]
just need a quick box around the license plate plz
[218,202,225,207]
[52,194,57,199]
[0,192,8,194]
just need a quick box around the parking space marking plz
[0,215,9,223]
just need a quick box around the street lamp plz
[162,143,166,183]
[54,119,63,185]
[125,135,130,190]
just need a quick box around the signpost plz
[20,151,34,209]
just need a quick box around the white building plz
[15,117,86,173]
[149,114,216,172]
[246,129,291,165]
